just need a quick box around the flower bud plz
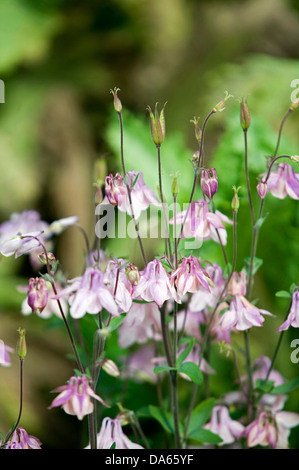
[27,277,48,314]
[192,150,200,169]
[102,358,120,377]
[117,409,133,426]
[257,180,268,199]
[232,186,241,211]
[172,175,179,198]
[190,117,202,143]
[17,328,26,360]
[290,99,299,111]
[201,168,218,199]
[213,91,233,113]
[37,252,56,266]
[147,102,167,146]
[110,87,122,113]
[104,173,126,206]
[125,263,140,286]
[240,97,250,130]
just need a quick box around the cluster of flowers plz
[1,90,299,450]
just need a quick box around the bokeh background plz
[0,0,299,449]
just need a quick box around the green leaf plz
[110,442,116,449]
[275,290,292,299]
[188,428,222,445]
[153,366,177,374]
[176,338,195,367]
[254,379,274,393]
[148,405,176,434]
[270,377,299,395]
[253,213,269,230]
[244,256,263,276]
[186,398,215,435]
[108,313,126,332]
[178,361,203,385]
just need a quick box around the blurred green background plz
[0,0,299,449]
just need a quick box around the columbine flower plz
[260,163,299,200]
[49,375,108,420]
[104,170,159,219]
[218,295,272,331]
[48,216,79,235]
[86,417,144,449]
[227,271,247,296]
[169,199,232,246]
[4,427,42,449]
[203,405,244,445]
[0,230,44,258]
[242,410,299,449]
[21,281,68,319]
[118,301,161,348]
[27,277,48,314]
[171,255,212,296]
[277,290,299,331]
[0,340,14,367]
[132,259,180,307]
[104,258,133,313]
[201,168,218,199]
[53,267,119,319]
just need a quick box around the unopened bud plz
[17,328,26,360]
[213,91,233,113]
[257,180,268,199]
[232,186,241,211]
[110,87,122,113]
[172,176,179,198]
[117,409,133,426]
[125,263,140,286]
[240,97,250,130]
[201,168,218,199]
[147,102,167,146]
[102,358,120,377]
[27,277,48,314]
[38,252,56,266]
[192,150,200,169]
[190,117,202,142]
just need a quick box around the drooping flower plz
[277,290,299,331]
[21,281,68,319]
[27,277,49,314]
[53,267,119,319]
[104,258,133,313]
[132,259,180,307]
[227,271,247,296]
[171,255,212,296]
[4,427,42,449]
[200,168,218,200]
[86,417,144,449]
[260,163,299,200]
[124,344,158,383]
[218,295,273,331]
[0,340,14,367]
[203,405,244,445]
[49,375,108,420]
[104,170,159,219]
[169,199,232,246]
[118,301,161,348]
[0,230,45,258]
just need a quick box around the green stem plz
[243,129,255,227]
[2,359,24,447]
[156,144,172,261]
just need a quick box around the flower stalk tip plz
[110,87,122,113]
[147,102,167,146]
[17,328,26,360]
[213,91,233,113]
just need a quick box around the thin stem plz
[273,108,292,158]
[156,144,172,261]
[243,129,255,227]
[244,330,253,421]
[3,359,24,447]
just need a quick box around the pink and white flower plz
[171,255,212,296]
[132,259,180,307]
[21,281,68,319]
[104,258,133,313]
[27,277,49,314]
[200,168,218,200]
[86,417,144,449]
[0,340,14,367]
[49,375,108,420]
[277,290,299,331]
[217,295,272,331]
[53,267,119,319]
[189,263,226,312]
[4,426,42,449]
[104,170,159,219]
[260,162,299,200]
[118,301,161,348]
[203,405,245,445]
[169,199,232,246]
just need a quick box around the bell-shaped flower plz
[218,295,273,331]
[104,170,159,219]
[53,267,119,319]
[200,168,218,199]
[0,340,14,367]
[118,301,161,348]
[104,258,133,313]
[132,259,180,307]
[49,375,108,420]
[169,199,232,246]
[277,290,299,331]
[86,417,144,449]
[203,405,244,445]
[27,277,48,314]
[4,427,42,449]
[171,255,212,296]
[260,163,299,200]
[21,281,68,319]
